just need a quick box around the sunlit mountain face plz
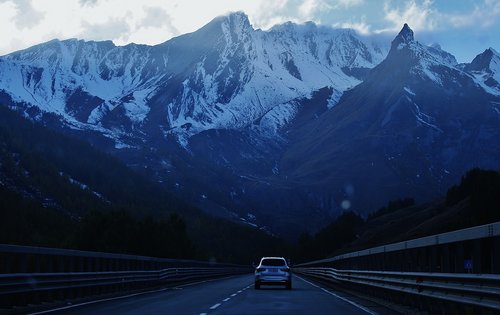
[1,14,499,237]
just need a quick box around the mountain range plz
[0,12,499,237]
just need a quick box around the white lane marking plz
[296,276,378,315]
[32,275,243,314]
[173,275,236,289]
[200,283,252,314]
[30,288,168,314]
[210,303,222,310]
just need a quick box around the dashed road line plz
[209,303,221,310]
[200,283,252,314]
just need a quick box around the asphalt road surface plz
[38,274,392,315]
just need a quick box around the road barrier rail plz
[294,221,500,312]
[0,244,250,311]
[294,267,500,311]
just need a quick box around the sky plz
[0,0,499,62]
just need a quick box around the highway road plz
[38,274,395,315]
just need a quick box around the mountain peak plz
[391,23,414,48]
[225,11,251,27]
[227,11,248,19]
[485,47,499,56]
[465,46,500,74]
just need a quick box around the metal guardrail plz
[298,221,500,267]
[0,244,251,310]
[294,267,500,311]
[0,267,246,297]
[294,222,500,312]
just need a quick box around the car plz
[254,257,292,289]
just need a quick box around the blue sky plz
[0,0,498,62]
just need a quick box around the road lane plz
[207,275,372,315]
[40,274,382,315]
[44,276,254,315]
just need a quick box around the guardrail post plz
[493,236,500,273]
[480,238,492,273]
[4,253,9,273]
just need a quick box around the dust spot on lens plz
[341,200,351,210]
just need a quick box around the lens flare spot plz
[341,200,351,210]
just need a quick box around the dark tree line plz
[293,168,500,263]
[0,185,195,258]
[0,105,286,263]
[446,168,500,226]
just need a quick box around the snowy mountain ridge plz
[465,47,500,96]
[0,12,388,147]
[1,19,499,235]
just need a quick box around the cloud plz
[80,17,131,42]
[337,0,364,7]
[0,0,44,29]
[378,0,500,35]
[299,0,332,19]
[79,0,98,6]
[140,6,179,35]
[335,17,371,35]
[249,0,292,29]
[446,0,500,28]
[379,0,439,33]
[296,0,366,25]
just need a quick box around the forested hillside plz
[0,105,285,263]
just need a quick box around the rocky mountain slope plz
[280,24,500,214]
[1,14,499,237]
[0,12,386,146]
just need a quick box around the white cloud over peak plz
[298,0,364,19]
[247,0,291,30]
[299,0,332,19]
[379,0,439,33]
[336,18,371,35]
[80,17,131,42]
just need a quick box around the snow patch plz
[404,87,416,96]
[491,102,500,116]
[411,98,443,133]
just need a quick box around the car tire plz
[286,281,292,290]
[254,282,260,290]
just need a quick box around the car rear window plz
[261,258,286,266]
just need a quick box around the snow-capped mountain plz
[280,24,500,215]
[1,15,499,236]
[0,12,387,148]
[465,47,500,96]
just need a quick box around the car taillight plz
[256,268,265,272]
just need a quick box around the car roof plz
[260,257,285,260]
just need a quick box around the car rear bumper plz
[255,275,291,284]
